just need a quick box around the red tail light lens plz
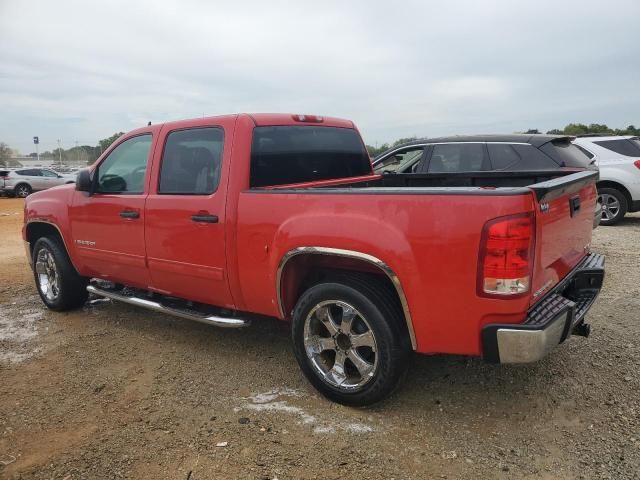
[634,160,640,170]
[478,213,535,297]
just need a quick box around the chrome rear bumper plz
[482,253,605,364]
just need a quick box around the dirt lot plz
[1,197,639,479]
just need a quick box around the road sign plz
[33,136,39,144]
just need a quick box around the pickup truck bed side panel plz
[235,189,537,356]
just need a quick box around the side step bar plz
[86,285,250,328]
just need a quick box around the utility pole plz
[57,139,62,166]
[75,140,79,163]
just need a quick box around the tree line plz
[365,123,640,157]
[0,132,124,167]
[2,122,638,167]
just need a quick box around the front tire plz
[598,187,627,226]
[291,274,410,406]
[32,237,89,311]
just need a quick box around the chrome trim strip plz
[86,285,250,328]
[276,246,417,350]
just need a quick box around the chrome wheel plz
[35,248,60,301]
[599,193,620,222]
[303,300,378,390]
[16,185,31,197]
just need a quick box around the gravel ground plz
[0,197,639,479]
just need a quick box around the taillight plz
[478,213,535,297]
[634,160,640,170]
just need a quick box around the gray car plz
[1,168,76,197]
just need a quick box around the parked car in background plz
[1,168,76,198]
[372,134,601,228]
[373,134,595,174]
[572,135,640,225]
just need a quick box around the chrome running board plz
[86,285,250,328]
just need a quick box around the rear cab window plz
[539,139,592,168]
[593,139,640,157]
[250,126,371,187]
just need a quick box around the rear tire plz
[291,273,411,406]
[598,187,627,226]
[32,237,89,311]
[15,183,32,198]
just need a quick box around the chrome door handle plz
[191,214,218,223]
[119,210,140,219]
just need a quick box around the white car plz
[1,167,76,198]
[572,136,640,225]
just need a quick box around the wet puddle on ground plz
[0,296,48,364]
[235,388,376,434]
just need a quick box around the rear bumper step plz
[482,252,605,363]
[86,284,250,328]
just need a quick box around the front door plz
[70,133,155,287]
[144,124,234,308]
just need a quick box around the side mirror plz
[76,168,94,194]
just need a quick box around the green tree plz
[546,129,563,135]
[563,123,590,135]
[392,136,418,147]
[0,142,12,166]
[365,143,390,157]
[98,132,124,154]
[525,129,540,134]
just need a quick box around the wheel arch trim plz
[25,219,80,272]
[276,246,417,350]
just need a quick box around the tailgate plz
[528,171,599,306]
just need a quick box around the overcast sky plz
[1,0,639,154]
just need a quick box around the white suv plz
[572,136,640,225]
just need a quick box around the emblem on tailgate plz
[533,279,553,298]
[539,202,550,214]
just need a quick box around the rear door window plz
[40,169,59,177]
[539,139,592,167]
[16,169,41,176]
[593,139,640,157]
[487,144,520,169]
[250,126,371,187]
[159,127,224,194]
[428,143,486,173]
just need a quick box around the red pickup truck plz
[23,113,605,405]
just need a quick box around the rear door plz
[20,169,43,190]
[529,171,599,304]
[144,120,235,308]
